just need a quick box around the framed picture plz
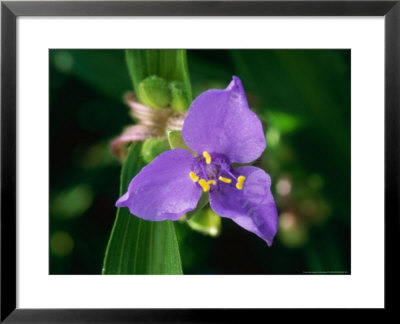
[1,0,398,321]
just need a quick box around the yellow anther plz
[218,176,232,184]
[189,172,199,182]
[236,175,246,190]
[207,180,216,186]
[198,179,210,192]
[203,151,211,164]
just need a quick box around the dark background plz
[50,49,350,274]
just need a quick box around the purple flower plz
[116,76,278,245]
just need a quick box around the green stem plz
[102,50,193,274]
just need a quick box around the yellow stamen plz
[189,172,199,182]
[203,151,211,164]
[198,179,210,192]
[236,175,246,190]
[218,176,232,184]
[207,179,216,186]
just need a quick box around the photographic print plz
[49,49,350,275]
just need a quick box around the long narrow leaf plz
[102,143,183,274]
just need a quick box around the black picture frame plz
[1,0,398,322]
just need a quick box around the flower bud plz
[141,138,170,163]
[167,130,193,153]
[138,76,171,109]
[169,81,189,112]
[187,208,221,237]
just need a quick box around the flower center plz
[189,151,246,192]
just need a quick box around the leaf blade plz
[102,143,183,274]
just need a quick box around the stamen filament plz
[203,151,212,164]
[236,175,246,190]
[200,164,209,181]
[218,176,232,184]
[189,172,199,182]
[220,165,238,181]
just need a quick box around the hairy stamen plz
[219,165,238,181]
[200,163,209,181]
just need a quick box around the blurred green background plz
[50,49,350,274]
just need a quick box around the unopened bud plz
[138,76,171,109]
[187,208,221,237]
[169,81,189,112]
[141,138,170,163]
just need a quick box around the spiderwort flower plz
[116,76,278,245]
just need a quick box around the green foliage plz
[126,50,192,111]
[102,50,193,274]
[265,110,303,134]
[102,143,183,274]
[50,184,94,219]
[50,50,131,101]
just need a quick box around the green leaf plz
[265,110,303,134]
[50,50,131,101]
[125,50,192,110]
[167,130,194,154]
[102,143,183,274]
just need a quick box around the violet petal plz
[116,148,202,221]
[182,76,266,163]
[209,166,278,246]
